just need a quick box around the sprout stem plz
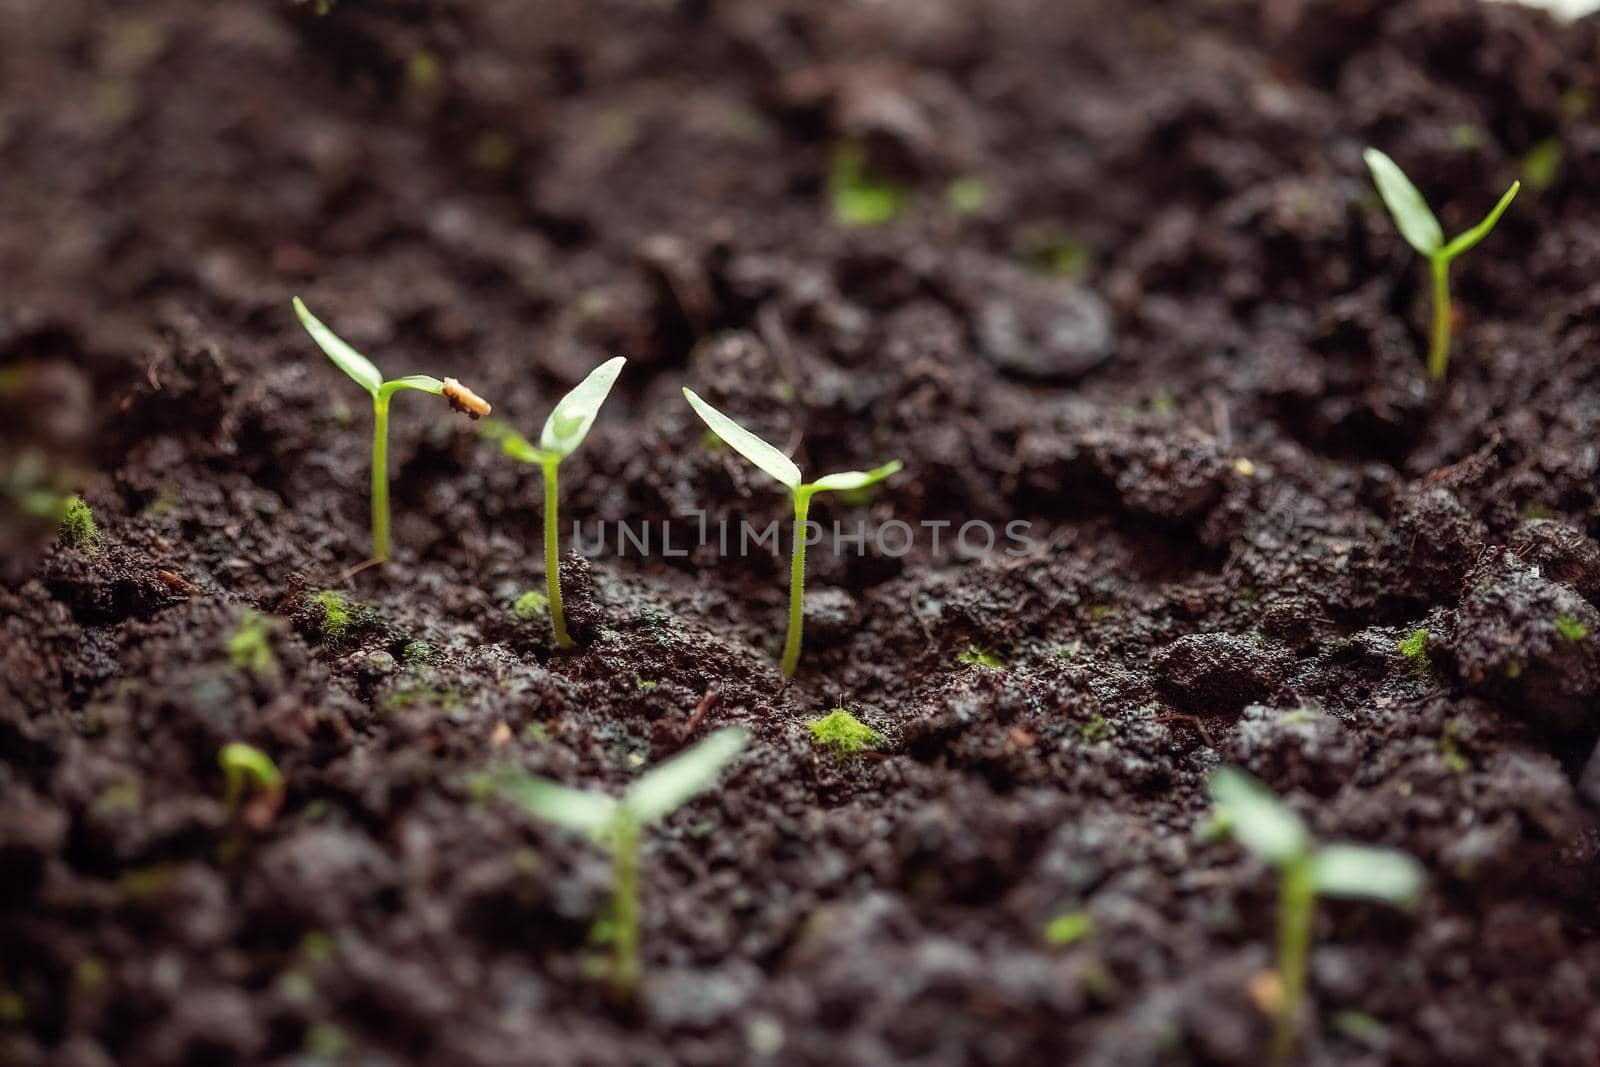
[610,816,642,998]
[1274,854,1316,1061]
[780,489,814,679]
[542,459,572,649]
[371,391,392,562]
[1428,256,1452,383]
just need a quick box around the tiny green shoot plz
[484,357,626,649]
[219,742,284,811]
[682,389,901,678]
[1363,148,1519,382]
[496,727,748,997]
[512,589,549,623]
[957,646,1005,669]
[227,611,279,678]
[1209,766,1424,1061]
[1043,911,1094,947]
[58,495,100,553]
[808,708,883,757]
[829,143,908,227]
[293,298,491,561]
[1556,614,1589,643]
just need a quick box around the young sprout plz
[293,298,492,562]
[1362,148,1519,382]
[1209,766,1424,1060]
[682,389,901,678]
[219,741,285,822]
[484,357,626,649]
[496,727,747,997]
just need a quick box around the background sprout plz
[496,727,747,996]
[484,356,625,649]
[682,388,901,678]
[1209,766,1424,1061]
[219,741,285,819]
[1363,148,1519,382]
[293,297,492,562]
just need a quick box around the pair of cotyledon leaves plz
[500,727,747,837]
[682,388,901,495]
[294,297,447,400]
[1363,147,1520,264]
[1210,766,1424,904]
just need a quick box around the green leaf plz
[1364,148,1443,257]
[539,356,626,458]
[1311,844,1425,904]
[381,375,445,397]
[1208,766,1310,866]
[624,727,748,826]
[293,297,383,397]
[809,460,903,493]
[682,388,802,489]
[1439,181,1520,261]
[497,774,617,836]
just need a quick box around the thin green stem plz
[542,459,572,648]
[610,817,642,998]
[1274,854,1316,1061]
[371,392,392,562]
[1428,255,1452,383]
[780,490,813,679]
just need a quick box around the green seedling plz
[808,708,883,757]
[1209,766,1424,1061]
[58,495,100,553]
[293,298,492,561]
[1556,614,1589,642]
[219,742,284,812]
[829,143,908,226]
[957,646,1005,669]
[496,727,747,997]
[1363,148,1519,382]
[484,357,626,649]
[682,388,901,678]
[512,589,549,623]
[227,611,279,678]
[1043,911,1094,947]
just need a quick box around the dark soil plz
[5,0,1600,1063]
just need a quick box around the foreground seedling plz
[484,357,625,649]
[683,389,901,678]
[497,727,747,996]
[293,298,492,562]
[1209,766,1424,1060]
[1363,148,1519,382]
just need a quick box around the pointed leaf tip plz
[1364,147,1444,257]
[539,356,626,458]
[810,459,904,493]
[1208,766,1310,866]
[682,388,803,489]
[624,727,749,825]
[1312,844,1425,905]
[294,297,384,397]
